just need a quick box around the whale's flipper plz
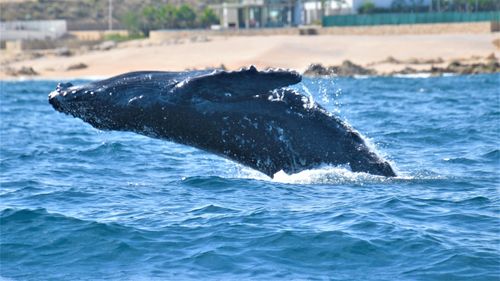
[172,66,302,101]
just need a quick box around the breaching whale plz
[48,66,396,178]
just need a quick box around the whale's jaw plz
[48,83,75,113]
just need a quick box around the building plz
[0,20,67,41]
[303,0,406,24]
[211,0,303,28]
[211,0,432,28]
[0,0,37,2]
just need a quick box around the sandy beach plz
[2,33,499,79]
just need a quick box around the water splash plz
[298,78,342,114]
[231,163,433,185]
[272,166,392,185]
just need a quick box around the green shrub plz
[104,33,145,42]
[200,8,220,28]
[359,1,376,14]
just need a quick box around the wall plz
[149,28,299,42]
[68,30,129,41]
[0,20,67,41]
[319,21,493,34]
[149,21,495,43]
[323,11,500,27]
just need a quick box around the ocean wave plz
[393,73,434,79]
[442,157,479,164]
[2,75,500,280]
[482,149,500,160]
[188,204,239,215]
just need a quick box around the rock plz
[299,27,319,35]
[486,53,497,61]
[492,38,500,50]
[432,60,500,75]
[433,57,445,64]
[483,60,500,73]
[66,63,88,71]
[97,41,116,51]
[389,67,418,76]
[5,66,38,76]
[445,61,466,73]
[406,57,444,64]
[79,45,92,53]
[4,67,16,76]
[54,47,72,57]
[330,60,376,76]
[19,66,39,75]
[425,57,444,64]
[384,56,401,64]
[304,63,333,76]
[30,52,44,59]
[429,65,445,75]
[304,61,376,77]
[190,36,210,43]
[198,64,226,71]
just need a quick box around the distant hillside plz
[0,0,211,22]
[0,0,37,3]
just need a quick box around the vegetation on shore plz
[103,33,146,42]
[122,4,219,35]
[0,0,220,35]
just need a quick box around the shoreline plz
[2,33,499,79]
[4,72,496,82]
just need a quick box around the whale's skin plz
[48,66,396,178]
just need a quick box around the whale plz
[48,66,396,178]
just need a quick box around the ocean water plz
[1,74,499,280]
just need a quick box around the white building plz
[211,0,299,29]
[212,0,432,28]
[0,20,67,41]
[303,0,431,24]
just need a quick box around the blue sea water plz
[0,74,499,280]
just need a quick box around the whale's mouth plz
[48,82,75,113]
[48,91,64,112]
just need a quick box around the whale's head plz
[48,72,183,130]
[49,67,301,131]
[49,81,121,130]
[49,82,86,115]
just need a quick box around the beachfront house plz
[304,0,432,23]
[210,0,302,28]
[0,20,67,41]
[210,0,432,28]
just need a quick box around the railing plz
[323,11,500,27]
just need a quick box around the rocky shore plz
[304,54,500,77]
[7,56,498,78]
